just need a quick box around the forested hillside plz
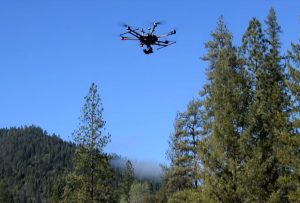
[0,126,161,203]
[0,126,75,202]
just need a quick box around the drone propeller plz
[144,20,165,27]
[157,29,177,38]
[156,41,176,50]
[153,20,165,25]
[119,22,132,30]
[119,22,128,27]
[166,29,177,35]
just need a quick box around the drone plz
[120,22,176,54]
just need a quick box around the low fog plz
[111,156,162,180]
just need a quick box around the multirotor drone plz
[120,22,176,54]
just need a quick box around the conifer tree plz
[122,160,134,203]
[285,32,300,202]
[264,8,296,202]
[129,182,151,203]
[200,16,250,202]
[240,17,271,202]
[63,83,116,203]
[166,116,193,194]
[240,9,291,201]
[166,99,203,194]
[241,17,270,202]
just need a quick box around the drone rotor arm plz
[157,30,176,38]
[126,28,144,38]
[120,31,131,36]
[157,34,169,38]
[149,23,159,35]
[120,27,142,38]
[129,31,143,38]
[155,41,176,50]
[158,33,175,38]
[120,37,139,40]
[156,40,175,44]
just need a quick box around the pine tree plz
[240,17,270,202]
[167,188,203,203]
[63,83,116,203]
[240,9,291,201]
[241,17,267,202]
[129,182,151,203]
[166,114,193,194]
[166,99,203,194]
[285,29,300,202]
[122,160,134,203]
[200,16,250,203]
[264,8,296,202]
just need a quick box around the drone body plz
[120,22,176,54]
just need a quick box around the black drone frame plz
[120,22,176,53]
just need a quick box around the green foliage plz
[285,21,300,202]
[240,9,292,202]
[129,181,152,203]
[63,83,116,203]
[167,189,203,203]
[0,126,75,202]
[196,9,299,203]
[199,16,250,202]
[163,9,300,203]
[121,160,134,203]
[73,82,111,152]
[63,150,116,203]
[166,99,203,195]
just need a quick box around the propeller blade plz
[118,22,131,29]
[166,29,176,35]
[118,22,127,27]
[154,20,165,25]
[145,20,165,26]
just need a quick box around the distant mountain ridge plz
[0,126,75,202]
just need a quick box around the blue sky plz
[0,1,299,164]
